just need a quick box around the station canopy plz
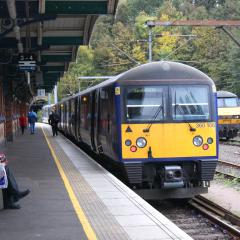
[0,0,118,99]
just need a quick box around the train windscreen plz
[171,85,210,121]
[125,86,167,122]
[222,98,238,107]
[217,98,224,107]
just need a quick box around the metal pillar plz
[54,85,58,104]
[148,27,153,62]
[146,21,156,62]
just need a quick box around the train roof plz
[116,61,214,83]
[58,61,215,103]
[217,91,237,98]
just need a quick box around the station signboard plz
[37,89,45,97]
[18,53,36,72]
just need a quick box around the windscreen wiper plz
[175,103,196,132]
[174,91,196,132]
[143,104,163,132]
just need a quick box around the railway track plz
[220,139,240,147]
[190,196,240,239]
[216,160,240,179]
[151,197,240,240]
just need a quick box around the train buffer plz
[0,123,192,240]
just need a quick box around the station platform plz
[0,123,192,240]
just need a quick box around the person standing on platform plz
[28,110,37,134]
[19,114,27,135]
[48,109,60,136]
[0,153,30,209]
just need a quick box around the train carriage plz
[56,61,218,199]
[217,91,240,139]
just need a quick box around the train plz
[44,61,218,199]
[217,91,240,139]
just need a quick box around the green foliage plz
[124,0,164,23]
[59,0,240,99]
[58,46,96,99]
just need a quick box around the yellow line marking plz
[41,126,97,240]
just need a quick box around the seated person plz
[0,153,30,209]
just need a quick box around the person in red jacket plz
[19,114,27,135]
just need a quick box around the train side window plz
[100,89,108,99]
[99,88,109,134]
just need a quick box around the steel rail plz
[216,160,240,178]
[189,195,240,237]
[218,160,240,168]
[219,139,240,147]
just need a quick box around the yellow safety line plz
[41,126,97,240]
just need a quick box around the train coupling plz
[162,166,184,189]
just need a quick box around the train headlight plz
[193,136,203,147]
[136,137,147,148]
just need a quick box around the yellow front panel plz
[122,122,217,159]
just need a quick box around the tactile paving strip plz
[45,128,130,240]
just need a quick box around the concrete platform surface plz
[0,123,193,240]
[0,124,88,240]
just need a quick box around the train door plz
[65,102,68,134]
[98,86,114,157]
[79,93,91,146]
[66,100,71,134]
[58,104,62,130]
[90,91,96,151]
[93,89,100,153]
[63,102,67,133]
[70,99,75,137]
[76,96,82,141]
[73,97,78,140]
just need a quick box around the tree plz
[60,0,240,97]
[117,0,164,25]
[58,46,96,99]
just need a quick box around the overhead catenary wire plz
[110,43,140,65]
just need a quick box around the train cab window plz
[171,85,210,121]
[224,98,238,107]
[217,98,224,107]
[125,86,166,122]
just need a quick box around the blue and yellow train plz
[47,61,218,199]
[217,91,240,139]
